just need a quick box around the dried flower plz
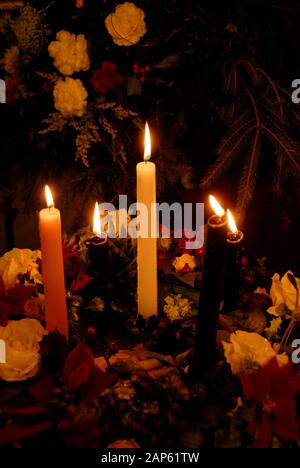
[12,5,48,55]
[158,237,172,251]
[105,2,146,46]
[113,381,136,400]
[164,294,192,321]
[2,46,19,74]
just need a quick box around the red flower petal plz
[63,343,95,391]
[272,396,299,442]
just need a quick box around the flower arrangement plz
[0,240,299,449]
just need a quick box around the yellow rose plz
[223,331,289,375]
[48,30,90,76]
[268,271,300,316]
[0,319,48,382]
[54,78,88,117]
[3,46,19,74]
[0,248,41,290]
[105,2,146,46]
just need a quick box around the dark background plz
[1,0,300,273]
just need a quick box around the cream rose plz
[0,248,41,290]
[223,331,289,375]
[0,319,47,382]
[105,2,146,46]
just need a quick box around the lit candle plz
[136,123,157,320]
[39,185,68,336]
[85,202,109,286]
[190,195,227,381]
[223,210,244,313]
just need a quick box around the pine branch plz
[200,124,255,188]
[237,130,260,218]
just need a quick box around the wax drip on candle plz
[45,185,55,209]
[144,122,151,163]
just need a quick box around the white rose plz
[223,331,288,375]
[0,319,47,382]
[0,248,41,290]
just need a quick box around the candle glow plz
[209,195,225,218]
[144,122,151,162]
[45,185,54,208]
[227,209,238,234]
[93,202,101,237]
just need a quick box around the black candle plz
[189,196,227,381]
[223,210,244,313]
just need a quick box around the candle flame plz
[209,195,225,218]
[93,202,101,237]
[45,185,54,208]
[227,209,238,234]
[144,122,151,162]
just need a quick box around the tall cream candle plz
[39,186,68,336]
[136,123,157,319]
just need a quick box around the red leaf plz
[0,421,52,446]
[63,343,95,391]
[81,366,116,403]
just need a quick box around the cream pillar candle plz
[136,123,157,319]
[39,185,68,336]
